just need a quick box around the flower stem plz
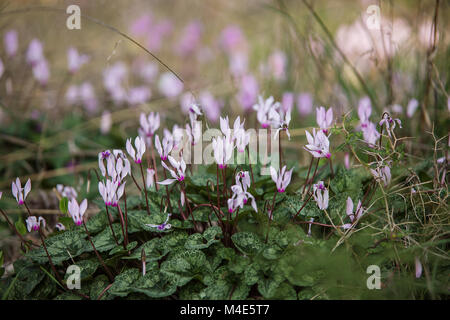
[0,208,30,250]
[149,142,159,191]
[265,192,278,243]
[38,228,64,287]
[83,222,114,282]
[105,205,119,246]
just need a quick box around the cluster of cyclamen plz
[227,171,257,214]
[98,150,130,207]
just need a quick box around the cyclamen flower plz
[341,197,364,229]
[253,95,280,128]
[282,92,294,113]
[235,171,251,193]
[26,39,44,66]
[186,118,202,146]
[212,135,234,169]
[158,156,187,185]
[56,184,78,200]
[32,59,50,86]
[155,134,173,161]
[12,178,31,205]
[220,116,245,139]
[26,216,45,232]
[379,113,402,136]
[304,129,331,159]
[126,136,146,163]
[297,93,313,116]
[4,30,18,57]
[100,111,112,135]
[270,166,293,193]
[237,74,259,111]
[67,47,89,73]
[316,106,333,135]
[146,213,172,231]
[158,72,183,98]
[55,223,66,231]
[313,181,329,210]
[361,122,380,146]
[235,128,250,153]
[146,168,155,188]
[98,180,125,207]
[68,198,88,226]
[358,97,372,128]
[127,87,151,105]
[228,172,257,213]
[370,164,391,187]
[406,99,419,118]
[270,106,291,140]
[139,112,160,139]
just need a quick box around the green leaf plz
[109,268,140,298]
[231,232,265,256]
[160,249,209,286]
[88,223,123,253]
[90,275,113,300]
[26,230,89,265]
[63,259,99,281]
[130,271,177,298]
[59,197,69,214]
[15,217,27,235]
[123,238,169,262]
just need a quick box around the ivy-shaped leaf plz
[231,232,264,256]
[123,238,169,262]
[160,249,208,287]
[109,268,140,298]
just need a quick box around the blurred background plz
[0,0,449,267]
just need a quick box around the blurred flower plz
[12,178,31,205]
[316,106,333,135]
[159,156,186,185]
[103,62,128,105]
[127,86,151,105]
[313,181,329,210]
[158,72,183,98]
[228,51,248,77]
[282,92,294,113]
[126,136,146,163]
[180,92,196,114]
[418,20,439,47]
[391,104,403,114]
[175,21,203,56]
[147,19,172,52]
[199,91,222,123]
[415,257,423,278]
[26,39,44,66]
[67,47,89,73]
[358,96,372,128]
[220,25,247,54]
[100,111,112,135]
[344,152,350,169]
[32,59,50,86]
[270,165,293,193]
[253,95,280,128]
[297,93,313,116]
[139,112,160,144]
[26,216,45,232]
[4,30,18,57]
[379,113,402,136]
[267,50,287,81]
[79,82,98,113]
[304,128,331,158]
[362,121,380,146]
[129,14,152,37]
[0,58,3,79]
[139,62,158,84]
[56,184,78,200]
[237,74,259,112]
[68,198,87,226]
[406,99,419,118]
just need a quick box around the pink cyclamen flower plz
[212,134,234,169]
[158,72,183,98]
[98,179,125,207]
[200,91,222,123]
[67,47,89,73]
[126,136,146,163]
[26,216,45,232]
[370,164,391,187]
[68,198,87,226]
[304,128,331,159]
[358,96,372,128]
[155,134,173,161]
[26,39,44,66]
[379,113,402,136]
[341,197,364,229]
[12,178,31,205]
[253,95,280,128]
[228,171,257,213]
[158,156,187,185]
[4,30,18,57]
[267,50,287,81]
[127,87,151,106]
[270,165,293,193]
[139,112,160,139]
[220,25,246,54]
[297,93,313,116]
[282,92,294,113]
[270,105,291,140]
[175,21,203,56]
[316,106,333,135]
[56,184,78,200]
[237,74,259,112]
[313,181,329,210]
[32,59,50,86]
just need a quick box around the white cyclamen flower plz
[26,216,45,232]
[158,156,187,185]
[68,198,88,226]
[316,106,333,135]
[212,134,234,169]
[341,197,364,229]
[126,136,146,163]
[304,128,331,159]
[313,181,329,210]
[12,178,31,205]
[270,165,293,193]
